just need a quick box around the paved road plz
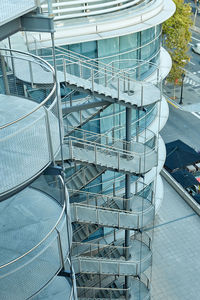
[161,104,200,151]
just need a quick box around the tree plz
[163,0,193,84]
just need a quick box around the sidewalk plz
[163,79,200,113]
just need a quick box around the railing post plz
[94,143,97,164]
[83,168,86,186]
[56,228,65,270]
[63,57,66,82]
[128,74,130,95]
[117,152,120,170]
[157,68,160,84]
[91,69,94,93]
[104,68,107,87]
[117,77,120,100]
[113,182,116,197]
[112,61,114,77]
[114,229,116,241]
[8,39,16,77]
[123,71,126,92]
[44,107,55,164]
[0,54,10,95]
[28,60,34,88]
[70,93,72,107]
[141,84,144,106]
[80,110,82,124]
[79,59,82,77]
[69,138,73,159]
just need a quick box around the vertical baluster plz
[118,77,120,100]
[105,68,107,87]
[128,74,130,95]
[94,143,97,163]
[141,84,144,106]
[123,71,126,92]
[91,68,94,93]
[63,57,66,82]
[70,93,72,107]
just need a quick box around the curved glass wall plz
[36,24,161,81]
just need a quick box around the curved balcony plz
[0,176,72,300]
[70,188,154,230]
[72,232,152,276]
[41,0,150,21]
[0,49,60,198]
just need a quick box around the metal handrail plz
[0,176,68,270]
[0,48,56,130]
[35,44,161,85]
[66,117,157,147]
[64,101,157,137]
[70,189,153,214]
[40,0,152,21]
[65,133,156,162]
[72,233,152,263]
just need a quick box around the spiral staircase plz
[52,47,165,299]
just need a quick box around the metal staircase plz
[62,134,157,175]
[57,48,161,298]
[62,93,110,136]
[66,164,106,195]
[59,49,161,108]
[70,189,154,230]
[72,232,152,276]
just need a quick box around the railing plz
[77,285,128,299]
[29,46,162,103]
[0,49,59,197]
[0,175,73,299]
[76,273,150,299]
[64,100,157,138]
[40,0,153,21]
[42,46,162,84]
[72,232,151,257]
[65,107,157,145]
[70,188,154,217]
[70,192,154,230]
[72,233,152,276]
[64,126,157,165]
[30,30,162,81]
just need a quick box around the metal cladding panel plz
[101,260,118,275]
[119,212,138,229]
[75,206,98,224]
[98,209,118,227]
[119,262,137,276]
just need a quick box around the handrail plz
[65,112,157,147]
[65,132,156,161]
[0,48,56,130]
[64,101,157,137]
[72,233,152,263]
[70,189,153,214]
[0,176,67,270]
[40,0,152,21]
[55,28,161,67]
[34,44,161,85]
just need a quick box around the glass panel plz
[98,37,119,66]
[119,33,138,71]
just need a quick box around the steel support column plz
[125,107,132,299]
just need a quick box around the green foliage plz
[163,0,193,84]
